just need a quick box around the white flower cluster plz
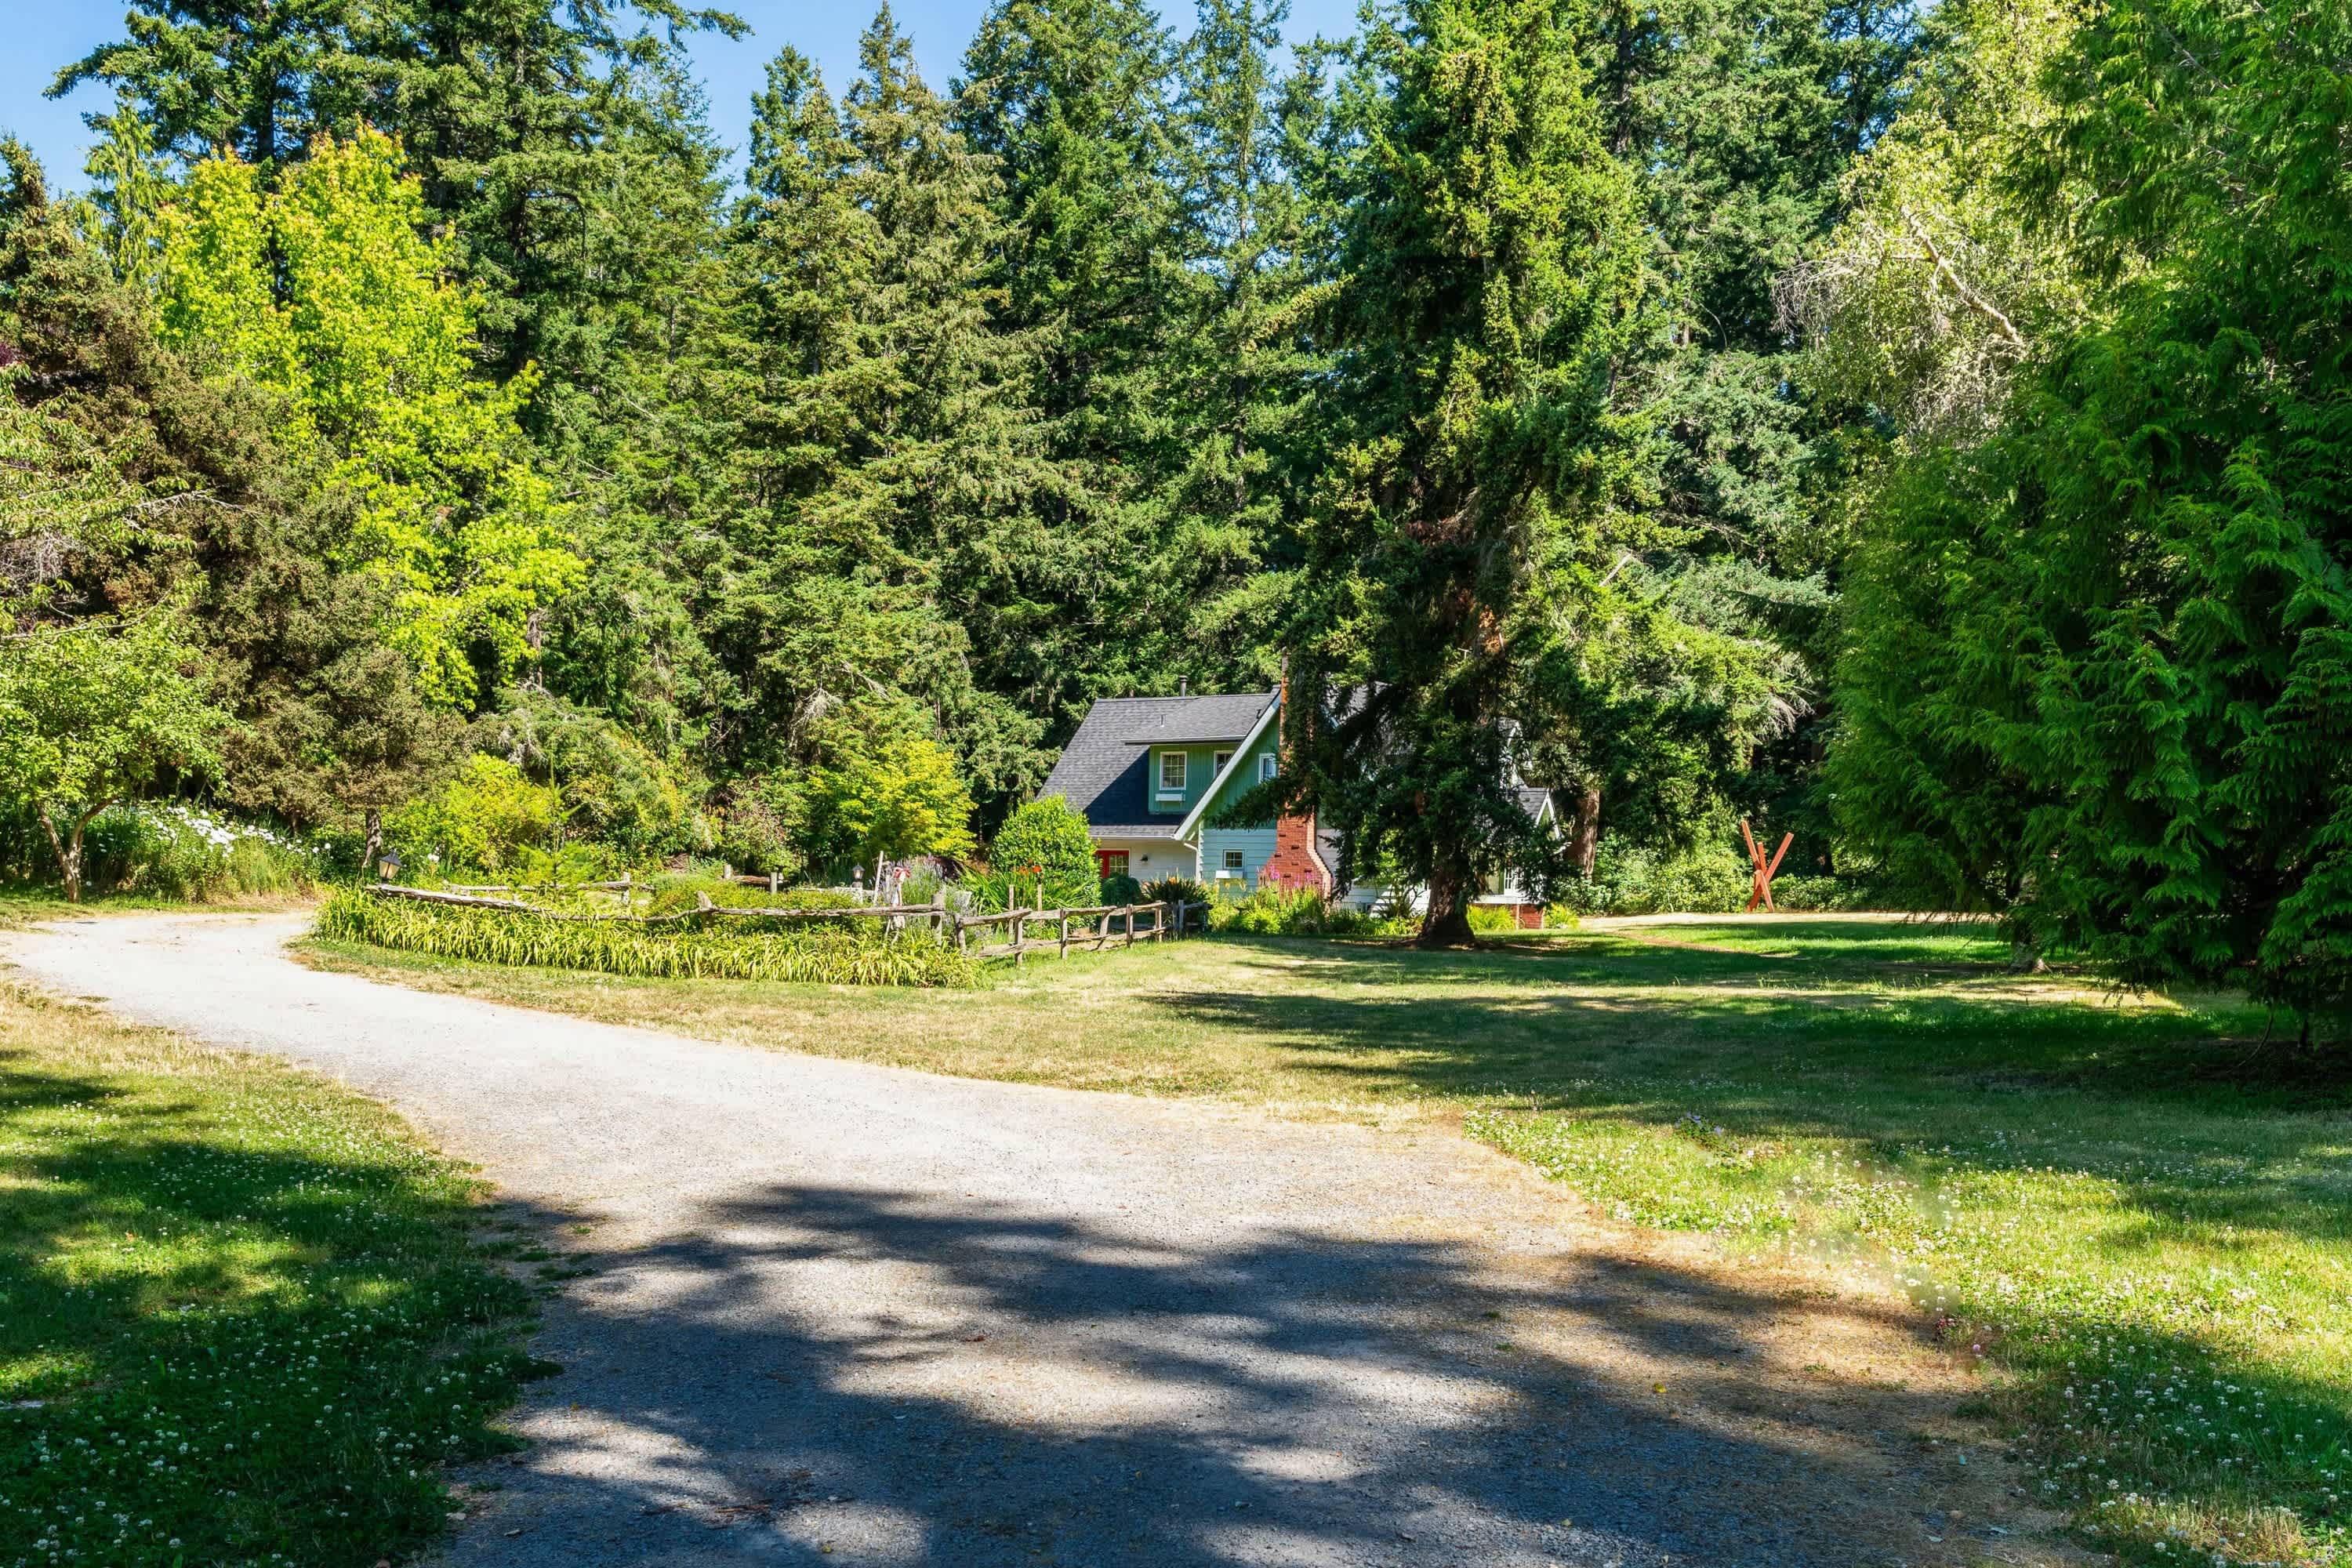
[141,803,318,858]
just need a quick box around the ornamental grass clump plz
[317,890,975,987]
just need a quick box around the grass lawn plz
[306,915,2352,1566]
[0,982,549,1568]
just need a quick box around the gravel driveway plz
[5,913,2056,1567]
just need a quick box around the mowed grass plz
[0,983,549,1568]
[303,916,2352,1566]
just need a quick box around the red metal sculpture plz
[1739,818,1793,913]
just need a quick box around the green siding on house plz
[1144,744,1231,816]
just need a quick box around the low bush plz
[317,890,975,986]
[1,802,322,901]
[385,756,557,876]
[1208,886,1405,938]
[1466,903,1521,935]
[1098,873,1143,906]
[959,864,1097,913]
[1142,875,1209,907]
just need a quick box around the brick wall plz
[1260,811,1330,894]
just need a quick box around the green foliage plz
[1784,0,2089,437]
[1287,0,1686,944]
[710,776,804,880]
[0,610,227,900]
[1831,0,2352,1021]
[1098,873,1143,905]
[1141,874,1210,907]
[80,803,320,900]
[471,688,702,862]
[318,888,976,986]
[1207,884,1399,938]
[383,756,557,877]
[699,22,1055,797]
[1465,903,1522,935]
[989,796,1100,885]
[156,131,580,708]
[960,865,1099,913]
[1554,830,1752,915]
[801,706,978,871]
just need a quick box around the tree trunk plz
[38,804,96,903]
[1416,856,1476,947]
[1571,783,1602,879]
[363,808,384,878]
[2009,937,2046,975]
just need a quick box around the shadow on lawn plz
[1146,939,2349,1254]
[440,1182,2005,1568]
[0,1044,539,1564]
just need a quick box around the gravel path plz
[5,913,2055,1567]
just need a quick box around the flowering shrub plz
[68,803,320,901]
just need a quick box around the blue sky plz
[8,0,1364,192]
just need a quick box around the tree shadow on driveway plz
[441,1183,2045,1568]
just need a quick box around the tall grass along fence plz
[320,887,1204,983]
[318,887,975,986]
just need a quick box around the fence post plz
[1012,909,1026,968]
[1058,911,1070,958]
[1151,901,1165,942]
[954,913,967,954]
[1123,907,1135,947]
[932,887,947,946]
[1097,909,1111,949]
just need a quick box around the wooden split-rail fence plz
[372,883,1202,965]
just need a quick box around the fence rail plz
[362,884,1201,965]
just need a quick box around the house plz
[1036,686,1557,925]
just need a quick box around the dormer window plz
[1158,750,1188,793]
[1258,753,1277,783]
[1214,749,1233,777]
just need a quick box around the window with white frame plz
[1257,753,1277,783]
[1225,850,1245,869]
[1158,750,1187,793]
[1214,749,1233,776]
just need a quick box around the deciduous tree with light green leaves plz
[0,610,227,901]
[157,129,579,710]
[803,706,978,875]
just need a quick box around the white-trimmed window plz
[1225,850,1245,869]
[1257,753,1277,783]
[1214,749,1233,777]
[1158,750,1188,793]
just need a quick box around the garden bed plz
[317,887,978,986]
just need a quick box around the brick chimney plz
[1258,668,1329,894]
[1261,810,1330,894]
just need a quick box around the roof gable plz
[1036,691,1276,837]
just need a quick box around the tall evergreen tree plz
[1578,0,1918,868]
[1833,0,2352,1026]
[1282,0,1658,944]
[700,15,1066,801]
[954,0,1196,714]
[1156,0,1334,686]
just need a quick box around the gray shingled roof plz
[1123,691,1280,746]
[1037,691,1278,838]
